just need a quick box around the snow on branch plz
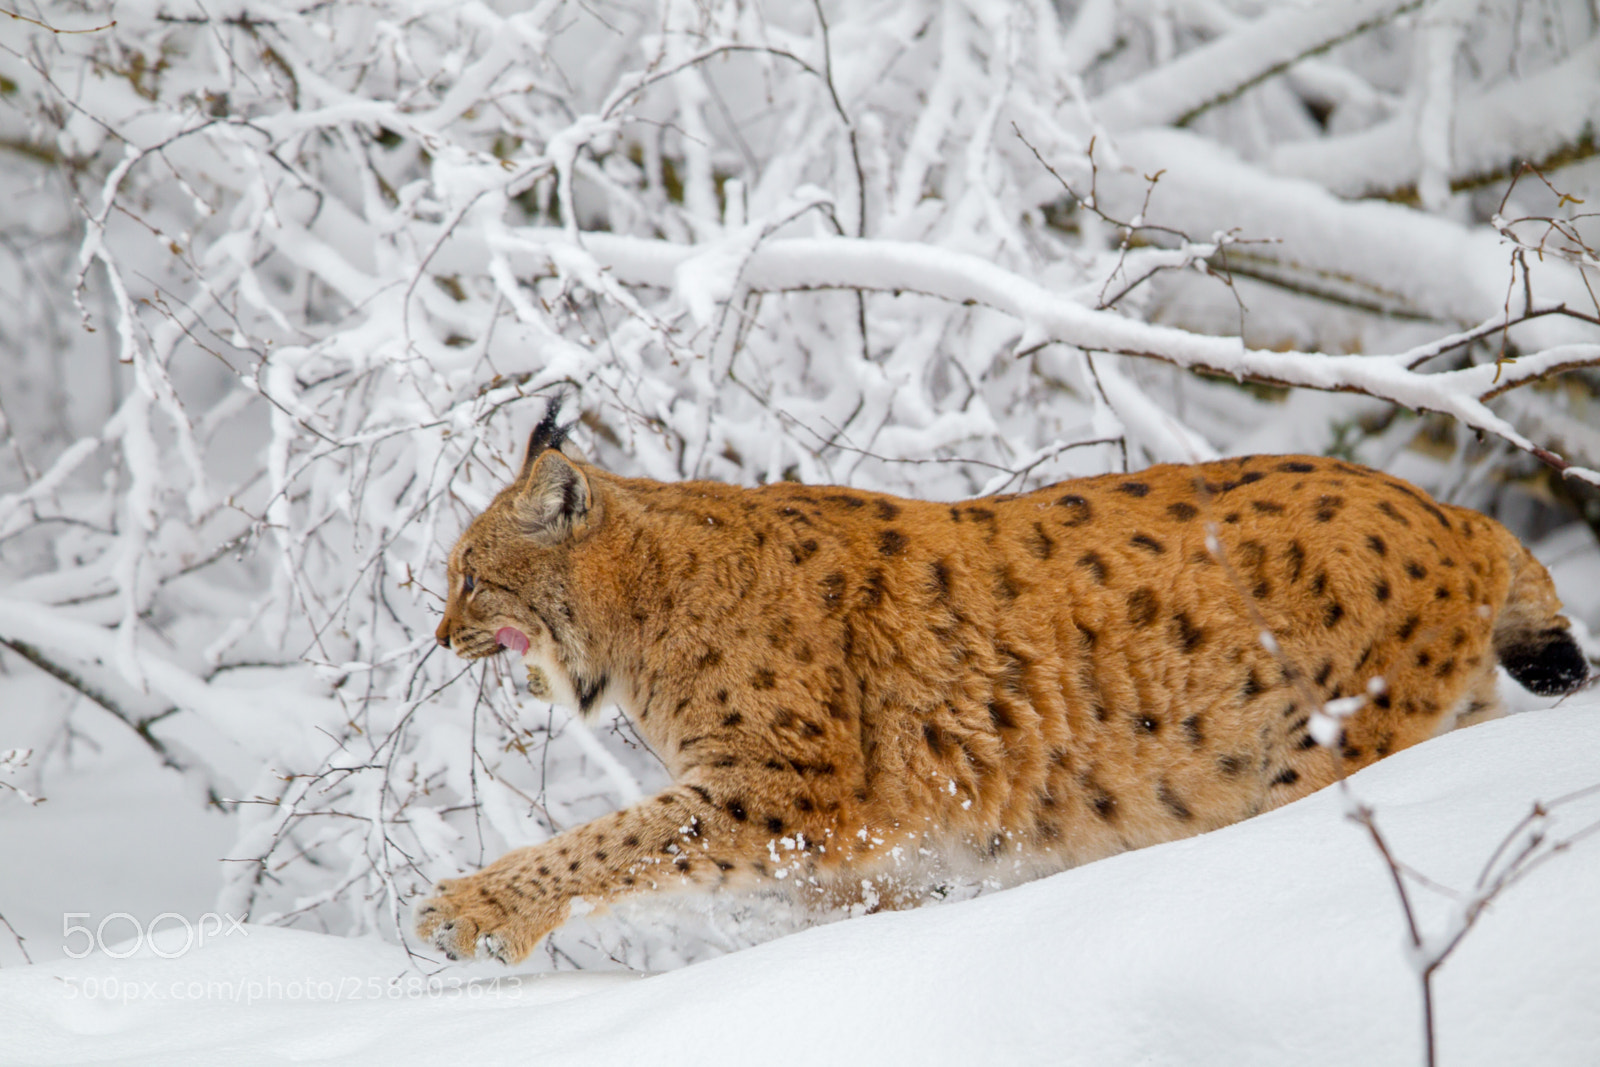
[473,227,1600,481]
[1053,130,1600,341]
[1089,0,1424,131]
[1271,38,1600,200]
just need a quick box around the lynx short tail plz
[1492,529,1590,696]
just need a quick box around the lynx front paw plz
[414,875,563,965]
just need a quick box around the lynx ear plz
[515,450,591,543]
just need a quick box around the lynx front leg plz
[415,779,815,964]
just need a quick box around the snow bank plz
[4,703,1597,1066]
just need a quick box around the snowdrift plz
[3,704,1598,1066]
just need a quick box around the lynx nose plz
[436,620,452,648]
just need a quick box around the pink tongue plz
[495,627,530,655]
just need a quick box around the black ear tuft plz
[527,395,570,454]
[520,392,579,480]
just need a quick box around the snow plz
[4,705,1599,1066]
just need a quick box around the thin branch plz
[1352,772,1600,1067]
[1347,804,1425,948]
[0,908,30,965]
[0,637,197,782]
[810,0,866,239]
[1,7,116,33]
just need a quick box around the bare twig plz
[810,0,866,239]
[1350,777,1600,1067]
[0,908,31,965]
[0,637,197,783]
[0,7,115,34]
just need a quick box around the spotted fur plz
[418,444,1588,963]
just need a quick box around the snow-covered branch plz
[461,227,1600,479]
[1271,38,1600,200]
[1090,0,1425,131]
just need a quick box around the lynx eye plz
[462,575,476,593]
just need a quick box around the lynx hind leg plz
[804,865,940,918]
[1439,673,1504,735]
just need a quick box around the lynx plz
[418,407,1589,963]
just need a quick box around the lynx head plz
[435,402,610,711]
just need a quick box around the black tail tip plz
[1501,627,1591,696]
